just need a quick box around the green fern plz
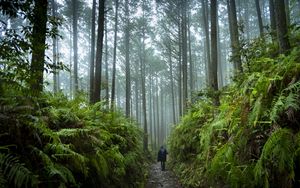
[254,128,295,187]
[270,82,300,123]
[0,153,38,188]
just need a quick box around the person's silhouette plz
[157,146,168,171]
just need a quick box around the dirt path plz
[146,162,181,188]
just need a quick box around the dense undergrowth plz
[0,91,147,188]
[169,28,300,188]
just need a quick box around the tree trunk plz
[125,0,131,117]
[141,5,148,151]
[255,0,264,37]
[69,25,73,98]
[210,0,219,106]
[93,0,105,103]
[284,0,290,26]
[149,75,153,150]
[202,0,210,86]
[217,23,223,88]
[73,0,79,93]
[134,78,139,122]
[274,0,291,54]
[181,0,188,113]
[227,0,242,74]
[30,0,48,95]
[187,10,194,100]
[52,0,58,93]
[178,20,182,117]
[111,0,119,109]
[105,14,109,102]
[269,0,277,42]
[156,76,160,147]
[168,43,176,124]
[89,0,96,103]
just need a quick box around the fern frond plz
[248,95,263,127]
[46,164,76,185]
[254,128,295,187]
[270,82,300,123]
[0,153,38,188]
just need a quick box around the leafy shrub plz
[168,32,300,187]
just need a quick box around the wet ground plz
[146,162,181,188]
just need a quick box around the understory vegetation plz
[0,91,147,187]
[169,27,300,188]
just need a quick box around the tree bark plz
[210,0,219,106]
[274,0,291,54]
[111,0,119,109]
[181,0,188,113]
[73,0,79,93]
[168,42,176,124]
[93,0,105,103]
[89,0,96,103]
[187,10,194,100]
[178,17,182,117]
[125,0,131,117]
[284,0,290,26]
[269,0,277,41]
[202,0,210,86]
[30,0,48,95]
[255,0,264,37]
[52,0,58,93]
[227,0,242,74]
[105,13,109,102]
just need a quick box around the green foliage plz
[254,128,295,188]
[169,31,300,187]
[0,92,147,187]
[0,152,38,188]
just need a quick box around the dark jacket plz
[157,148,167,162]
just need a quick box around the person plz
[157,146,168,171]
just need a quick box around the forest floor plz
[145,162,181,188]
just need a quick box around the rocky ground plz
[146,162,181,188]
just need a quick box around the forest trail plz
[146,163,181,188]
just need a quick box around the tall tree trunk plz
[149,75,153,150]
[69,26,73,98]
[202,0,210,86]
[89,0,96,103]
[187,10,194,100]
[284,0,290,26]
[269,0,277,42]
[217,23,223,88]
[135,78,139,122]
[255,0,264,37]
[111,0,119,109]
[168,43,176,124]
[141,6,148,151]
[155,76,160,147]
[274,0,291,54]
[30,0,48,95]
[160,87,164,144]
[52,0,58,93]
[93,0,105,103]
[178,20,182,117]
[125,0,131,117]
[56,39,60,90]
[210,0,219,106]
[105,14,109,102]
[73,0,79,93]
[227,0,242,74]
[181,0,188,113]
[152,84,157,149]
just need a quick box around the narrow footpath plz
[146,162,181,188]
